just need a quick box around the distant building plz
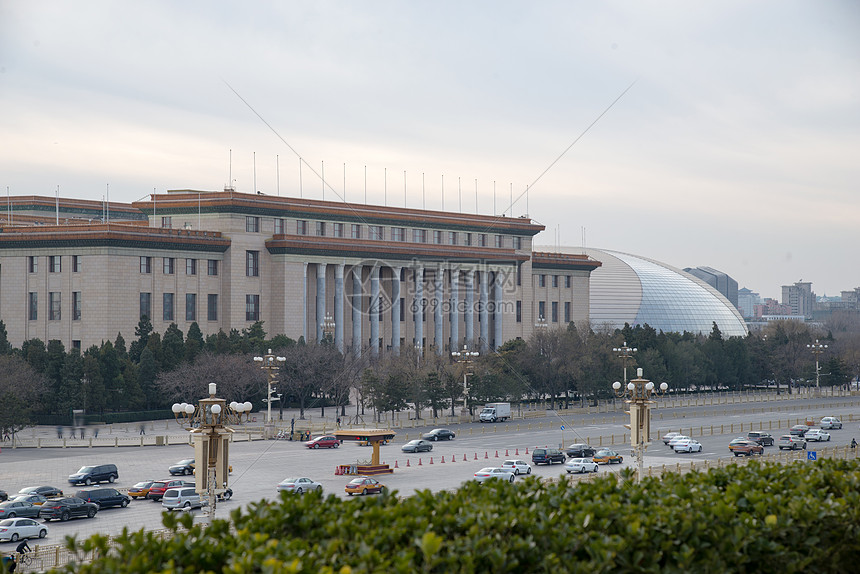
[683,266,738,308]
[755,298,792,318]
[781,281,815,318]
[737,287,760,319]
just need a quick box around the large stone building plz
[0,191,601,354]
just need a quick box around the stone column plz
[391,266,401,355]
[352,267,362,357]
[316,263,326,342]
[334,263,344,353]
[450,267,459,350]
[465,269,475,348]
[370,266,380,357]
[479,269,489,352]
[493,270,503,350]
[434,265,444,354]
[302,263,308,343]
[414,266,424,351]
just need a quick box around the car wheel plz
[60,512,70,522]
[7,512,14,518]
[827,436,831,441]
[566,470,572,474]
[109,475,116,483]
[184,502,191,508]
[10,533,19,542]
[593,466,598,473]
[334,443,339,448]
[508,475,515,483]
[527,467,531,475]
[433,436,438,441]
[85,478,93,486]
[121,499,129,508]
[39,529,47,538]
[87,508,96,518]
[296,487,303,494]
[223,490,233,500]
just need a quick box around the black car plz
[565,443,596,458]
[169,459,196,476]
[0,490,7,502]
[75,488,130,509]
[39,497,98,522]
[68,464,119,486]
[422,429,455,441]
[531,448,566,465]
[0,501,41,519]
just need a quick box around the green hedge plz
[50,458,860,573]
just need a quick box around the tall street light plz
[322,312,336,344]
[253,349,285,438]
[171,384,251,524]
[807,339,828,394]
[612,368,668,483]
[451,345,479,415]
[612,341,637,385]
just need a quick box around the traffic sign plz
[560,425,565,430]
[808,451,817,461]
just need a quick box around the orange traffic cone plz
[451,454,456,463]
[430,457,434,464]
[484,451,489,459]
[515,448,519,455]
[418,458,422,466]
[441,455,446,463]
[464,454,468,461]
[505,449,509,456]
[395,460,399,468]
[473,452,478,460]
[525,447,529,454]
[495,450,499,458]
[406,459,411,467]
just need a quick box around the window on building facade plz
[552,275,558,288]
[163,257,175,275]
[207,294,218,321]
[186,259,197,275]
[400,298,405,321]
[566,275,571,288]
[478,234,486,247]
[448,231,458,245]
[186,293,197,321]
[552,301,558,323]
[246,216,260,232]
[140,292,152,319]
[333,222,344,238]
[28,292,37,321]
[370,225,384,240]
[140,257,152,274]
[464,233,472,246]
[538,274,546,287]
[73,292,82,320]
[538,300,546,321]
[49,256,61,273]
[274,218,285,234]
[517,262,522,286]
[513,236,522,250]
[28,256,38,273]
[351,224,362,239]
[495,235,503,248]
[49,292,61,321]
[433,230,442,244]
[392,227,406,242]
[246,250,259,277]
[516,300,522,323]
[246,294,260,321]
[163,293,174,321]
[72,255,81,272]
[297,220,308,235]
[208,259,218,276]
[161,216,172,229]
[72,340,81,350]
[564,301,571,323]
[316,221,326,236]
[413,229,426,243]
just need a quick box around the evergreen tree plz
[114,333,128,360]
[82,354,106,414]
[21,338,48,373]
[0,320,11,354]
[138,347,159,409]
[185,322,204,363]
[59,349,85,417]
[161,323,185,371]
[129,315,153,362]
[145,332,164,370]
[99,340,121,403]
[46,340,67,414]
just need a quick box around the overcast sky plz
[2,1,858,299]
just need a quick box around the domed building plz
[548,247,748,337]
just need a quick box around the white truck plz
[479,402,511,423]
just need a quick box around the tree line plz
[1,312,858,434]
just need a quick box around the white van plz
[162,487,203,511]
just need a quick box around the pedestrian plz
[139,424,146,435]
[93,427,99,438]
[80,427,85,439]
[290,417,295,441]
[336,417,341,428]
[851,438,857,449]
[56,426,63,439]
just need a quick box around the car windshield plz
[0,519,13,526]
[407,440,421,445]
[281,478,298,483]
[133,482,152,488]
[77,466,95,473]
[348,479,364,485]
[176,459,193,465]
[478,468,494,473]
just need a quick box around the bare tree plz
[155,352,266,405]
[0,355,48,438]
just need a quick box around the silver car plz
[565,458,599,474]
[277,477,323,494]
[161,487,203,511]
[401,439,433,453]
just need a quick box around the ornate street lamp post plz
[807,339,828,395]
[322,312,336,343]
[451,345,479,415]
[612,369,668,483]
[612,341,638,385]
[253,349,285,438]
[171,384,251,524]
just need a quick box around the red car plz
[146,479,193,501]
[305,436,341,449]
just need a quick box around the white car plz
[673,439,703,453]
[473,468,516,483]
[0,517,47,542]
[667,435,691,449]
[819,417,842,430]
[277,477,323,494]
[565,458,599,474]
[501,460,532,475]
[662,432,681,445]
[804,429,831,442]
